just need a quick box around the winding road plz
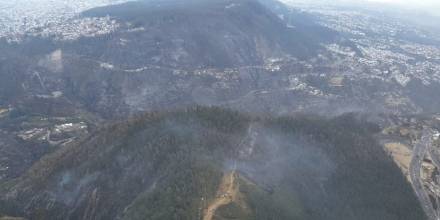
[410,130,439,220]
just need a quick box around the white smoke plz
[279,0,440,16]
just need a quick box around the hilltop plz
[0,107,426,220]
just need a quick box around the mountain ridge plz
[0,106,426,220]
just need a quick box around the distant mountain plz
[0,107,426,220]
[80,0,334,68]
[0,0,341,119]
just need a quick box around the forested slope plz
[0,107,426,220]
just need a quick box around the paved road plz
[429,140,440,169]
[427,131,440,219]
[410,130,439,220]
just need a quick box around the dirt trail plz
[203,171,239,220]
